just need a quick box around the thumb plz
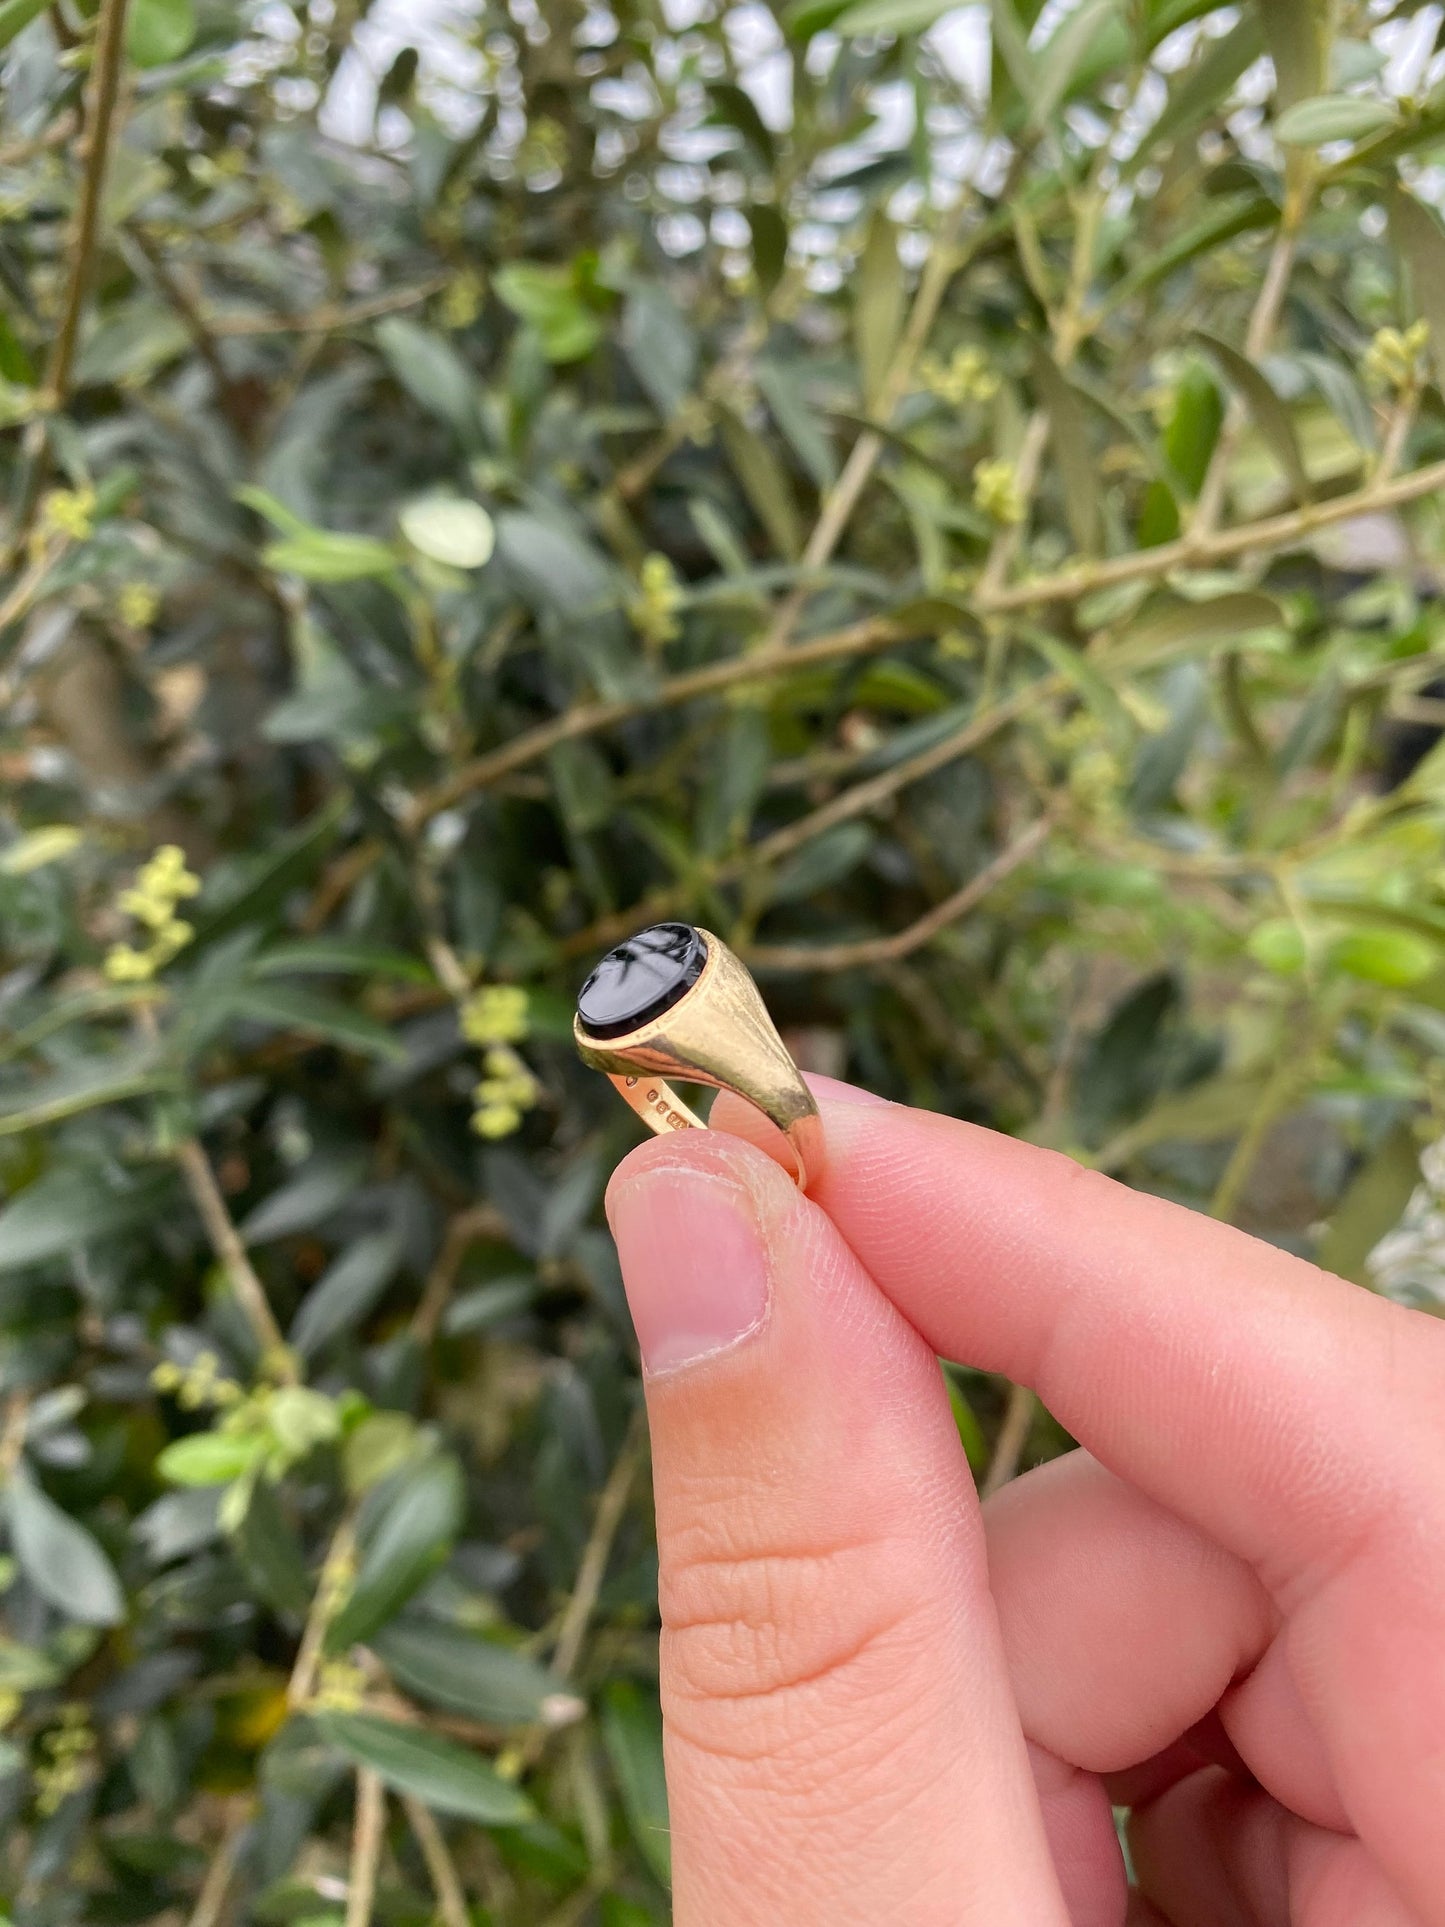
[606,1126,1071,1927]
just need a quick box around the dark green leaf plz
[375,317,482,433]
[1108,197,1276,311]
[1031,347,1098,552]
[0,1166,176,1273]
[373,1619,576,1725]
[1118,591,1284,665]
[1389,190,1445,394]
[717,408,803,560]
[1141,12,1266,157]
[232,1478,312,1619]
[326,1455,464,1651]
[747,204,789,295]
[622,285,696,418]
[756,361,837,490]
[1316,1123,1421,1285]
[315,1713,533,1824]
[239,1154,369,1246]
[705,82,775,167]
[1193,331,1312,504]
[601,1682,670,1888]
[765,823,874,903]
[190,798,350,952]
[0,1054,179,1137]
[10,1466,125,1627]
[0,311,35,384]
[253,942,431,985]
[289,1231,403,1360]
[224,987,405,1063]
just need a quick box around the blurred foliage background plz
[2,0,1445,1919]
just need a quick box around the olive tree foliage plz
[0,0,1444,1916]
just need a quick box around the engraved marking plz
[625,1076,639,1089]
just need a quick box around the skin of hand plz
[603,1076,1445,1927]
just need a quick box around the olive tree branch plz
[504,1409,647,1780]
[985,452,1445,610]
[744,815,1052,973]
[560,677,1059,958]
[174,1138,295,1375]
[1190,196,1311,541]
[184,1805,248,1927]
[287,1512,358,1710]
[549,1408,646,1685]
[979,159,1106,603]
[409,616,901,824]
[7,0,134,558]
[981,1383,1036,1498]
[756,189,1000,657]
[409,1203,510,1346]
[205,276,450,337]
[409,375,1445,850]
[401,1798,471,1927]
[43,0,133,410]
[344,1770,386,1927]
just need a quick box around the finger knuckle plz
[659,1528,933,1763]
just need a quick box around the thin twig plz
[42,0,133,411]
[551,1409,646,1683]
[758,201,973,654]
[559,677,1058,959]
[125,229,243,427]
[174,1137,295,1375]
[1376,388,1419,487]
[206,277,449,337]
[0,1395,31,1483]
[1208,1047,1314,1226]
[410,617,900,824]
[0,109,78,166]
[185,1807,248,1927]
[537,1875,610,1927]
[504,1410,647,1779]
[288,1513,358,1710]
[1191,211,1308,539]
[981,1382,1036,1499]
[344,1770,386,1927]
[410,1203,509,1345]
[744,816,1051,972]
[978,409,1051,603]
[0,540,63,658]
[738,681,1052,878]
[413,451,1445,829]
[983,452,1445,612]
[401,1798,470,1927]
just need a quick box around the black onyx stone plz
[576,923,707,1039]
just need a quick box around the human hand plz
[604,1079,1445,1925]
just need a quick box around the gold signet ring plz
[573,922,825,1191]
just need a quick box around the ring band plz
[573,922,824,1190]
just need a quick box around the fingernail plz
[607,1163,770,1375]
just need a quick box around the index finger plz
[715,1080,1445,1586]
[710,1080,1445,1918]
